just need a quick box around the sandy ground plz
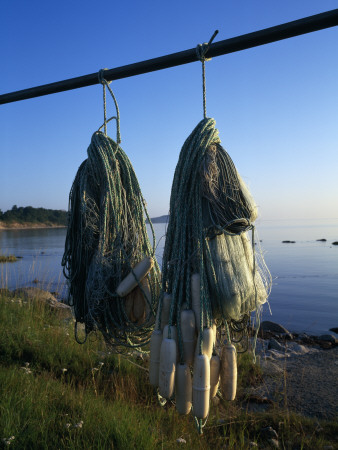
[284,347,338,419]
[250,346,338,420]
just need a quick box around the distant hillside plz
[0,206,168,229]
[147,215,169,224]
[0,206,67,228]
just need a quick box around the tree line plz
[0,206,67,225]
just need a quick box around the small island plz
[146,214,169,224]
[0,205,67,230]
[0,254,17,263]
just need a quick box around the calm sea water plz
[1,219,337,336]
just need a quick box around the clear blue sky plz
[1,0,338,220]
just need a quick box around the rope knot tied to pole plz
[98,68,112,85]
[195,30,219,62]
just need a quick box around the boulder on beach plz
[287,342,309,355]
[259,359,284,376]
[317,334,337,344]
[297,333,316,345]
[12,287,72,318]
[268,338,284,352]
[260,321,293,339]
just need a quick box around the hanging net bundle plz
[161,117,270,333]
[62,130,161,349]
[148,117,271,430]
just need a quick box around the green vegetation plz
[0,293,337,449]
[0,205,67,226]
[0,254,17,263]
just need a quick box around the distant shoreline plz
[146,215,169,224]
[0,222,66,231]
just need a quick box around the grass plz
[0,293,337,449]
[0,254,17,263]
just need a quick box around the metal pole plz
[1,9,337,105]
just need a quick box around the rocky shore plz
[246,321,338,422]
[258,320,338,350]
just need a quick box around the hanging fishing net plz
[62,128,161,349]
[160,117,271,331]
[149,117,271,430]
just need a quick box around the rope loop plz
[98,68,112,85]
[98,116,118,133]
[97,68,121,143]
[193,414,209,435]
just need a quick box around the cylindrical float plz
[141,278,153,322]
[210,354,220,398]
[192,354,210,419]
[159,338,176,399]
[180,309,196,365]
[132,287,146,324]
[116,257,154,297]
[124,278,150,324]
[163,324,178,362]
[220,344,237,401]
[124,293,135,322]
[195,327,214,360]
[175,363,192,415]
[149,330,162,387]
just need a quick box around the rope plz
[98,69,109,136]
[98,68,121,143]
[62,81,161,349]
[196,30,218,119]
